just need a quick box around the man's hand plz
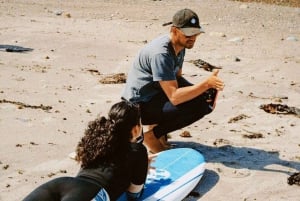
[206,70,225,91]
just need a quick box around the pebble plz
[234,57,241,62]
[228,37,244,42]
[54,10,63,16]
[240,5,249,9]
[209,32,226,37]
[286,36,298,41]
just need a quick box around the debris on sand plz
[180,130,192,138]
[0,45,33,53]
[259,103,300,118]
[99,73,126,84]
[187,59,222,72]
[242,129,264,139]
[86,69,101,75]
[0,99,52,111]
[287,172,300,186]
[231,0,300,8]
[188,191,201,198]
[3,164,9,170]
[47,169,68,178]
[243,133,264,139]
[213,138,231,146]
[248,92,289,102]
[228,114,250,123]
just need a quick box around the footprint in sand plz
[221,168,251,178]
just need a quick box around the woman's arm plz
[126,183,144,200]
[126,143,148,200]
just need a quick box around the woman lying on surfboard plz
[22,100,148,201]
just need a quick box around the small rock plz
[68,152,76,160]
[3,164,9,170]
[60,169,67,173]
[65,13,71,18]
[234,57,241,62]
[286,36,298,41]
[209,32,226,37]
[48,172,56,177]
[55,10,63,16]
[228,37,244,42]
[240,4,249,9]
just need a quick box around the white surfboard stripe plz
[158,149,196,169]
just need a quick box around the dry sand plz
[0,0,299,200]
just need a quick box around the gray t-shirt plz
[122,34,185,103]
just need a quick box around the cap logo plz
[190,18,196,24]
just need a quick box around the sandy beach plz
[0,0,299,200]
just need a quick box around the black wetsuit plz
[22,143,148,201]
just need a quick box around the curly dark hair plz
[75,100,140,168]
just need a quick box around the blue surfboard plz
[94,148,205,201]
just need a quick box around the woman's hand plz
[147,153,157,172]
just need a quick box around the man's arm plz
[159,70,224,106]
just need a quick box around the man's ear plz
[171,26,177,35]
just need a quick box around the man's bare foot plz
[143,130,165,154]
